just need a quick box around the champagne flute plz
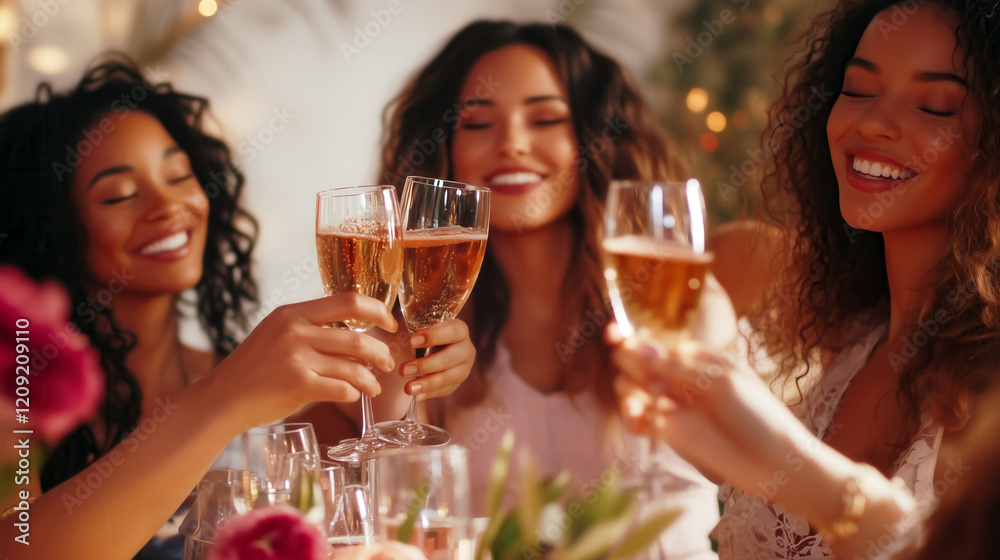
[375,176,490,447]
[601,179,711,560]
[601,179,712,344]
[316,185,403,462]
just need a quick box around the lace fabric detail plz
[714,324,943,559]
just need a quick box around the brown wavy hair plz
[748,0,1000,469]
[379,20,686,408]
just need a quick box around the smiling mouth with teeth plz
[489,171,544,186]
[852,156,918,181]
[140,231,190,255]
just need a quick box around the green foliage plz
[477,431,678,560]
[650,0,833,224]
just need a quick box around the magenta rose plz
[208,506,329,560]
[0,265,104,443]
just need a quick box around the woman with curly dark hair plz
[0,57,474,559]
[613,0,1000,558]
[378,20,722,557]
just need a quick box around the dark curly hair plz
[379,20,687,409]
[0,55,258,488]
[749,0,1000,469]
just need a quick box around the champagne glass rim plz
[245,422,316,435]
[317,185,394,198]
[405,175,490,193]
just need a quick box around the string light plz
[706,111,727,133]
[699,132,719,152]
[198,0,218,17]
[27,46,70,75]
[686,88,709,113]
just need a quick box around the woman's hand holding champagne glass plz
[375,176,490,447]
[315,185,404,462]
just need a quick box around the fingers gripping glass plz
[316,185,403,462]
[375,176,490,447]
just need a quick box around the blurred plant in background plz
[649,0,833,226]
[477,432,678,560]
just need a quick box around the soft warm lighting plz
[732,110,752,130]
[198,0,218,17]
[699,132,719,153]
[706,111,727,133]
[27,46,70,75]
[0,4,16,38]
[686,88,709,113]
[764,5,784,26]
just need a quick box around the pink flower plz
[208,506,329,560]
[0,266,103,443]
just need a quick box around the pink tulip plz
[0,266,103,443]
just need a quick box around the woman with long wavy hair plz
[0,57,473,559]
[379,20,721,557]
[612,0,1000,558]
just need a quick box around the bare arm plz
[1,293,397,560]
[709,220,787,318]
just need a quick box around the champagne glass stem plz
[398,347,430,434]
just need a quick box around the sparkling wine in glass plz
[316,185,403,462]
[375,176,490,447]
[602,179,712,344]
[602,179,712,559]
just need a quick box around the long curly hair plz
[379,20,686,409]
[0,55,258,488]
[749,0,1000,467]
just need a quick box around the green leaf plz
[610,509,682,560]
[478,431,515,560]
[516,450,541,550]
[562,505,635,560]
[492,513,524,560]
[397,477,431,544]
[540,471,571,504]
[486,431,515,517]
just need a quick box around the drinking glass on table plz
[316,185,403,462]
[241,423,321,509]
[320,460,377,553]
[376,446,472,560]
[375,176,490,447]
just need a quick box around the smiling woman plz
[0,56,467,560]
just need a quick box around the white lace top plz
[713,324,943,559]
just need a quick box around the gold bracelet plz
[817,464,879,544]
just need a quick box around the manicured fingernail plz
[403,364,418,377]
[410,335,426,346]
[409,383,422,394]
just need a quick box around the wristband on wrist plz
[817,464,882,544]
